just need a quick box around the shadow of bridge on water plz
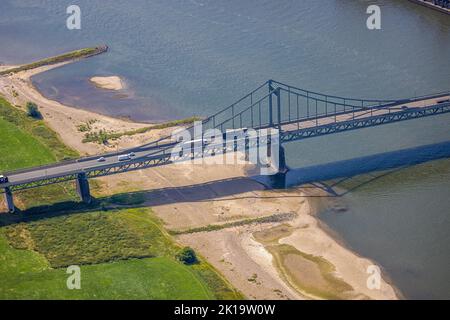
[1,140,449,227]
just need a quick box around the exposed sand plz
[90,76,123,91]
[0,58,399,300]
[93,161,399,300]
[0,65,18,72]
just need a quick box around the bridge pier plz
[3,187,15,213]
[271,145,288,189]
[76,173,92,204]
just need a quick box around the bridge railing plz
[275,87,389,127]
[203,82,450,136]
[137,80,271,148]
[2,82,272,177]
[271,80,398,108]
[208,91,275,132]
[276,88,450,131]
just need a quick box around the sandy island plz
[90,76,124,91]
[0,58,399,300]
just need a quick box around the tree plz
[26,102,42,119]
[176,247,198,265]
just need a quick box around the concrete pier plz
[271,145,288,189]
[3,187,15,213]
[76,173,91,204]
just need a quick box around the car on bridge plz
[0,175,9,184]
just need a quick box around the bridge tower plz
[268,79,274,127]
[271,87,288,188]
[3,187,15,213]
[76,172,92,204]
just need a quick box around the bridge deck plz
[1,80,449,192]
[280,95,450,135]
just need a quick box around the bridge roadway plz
[280,94,450,140]
[3,147,167,188]
[2,93,450,190]
[1,81,449,212]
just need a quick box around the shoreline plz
[313,197,404,299]
[0,55,399,299]
[312,188,405,299]
[408,0,450,15]
[0,60,177,156]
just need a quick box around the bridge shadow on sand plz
[1,141,449,227]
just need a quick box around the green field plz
[0,209,231,299]
[0,225,214,300]
[0,97,242,300]
[0,96,80,209]
[0,97,78,163]
[0,119,55,171]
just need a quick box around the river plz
[0,0,449,298]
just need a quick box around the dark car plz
[0,175,9,184]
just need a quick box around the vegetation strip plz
[0,46,108,76]
[82,116,202,144]
[169,212,297,235]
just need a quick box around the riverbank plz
[0,46,108,76]
[0,53,399,299]
[93,160,399,300]
[0,60,178,155]
[408,0,450,15]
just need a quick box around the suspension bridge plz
[1,80,449,213]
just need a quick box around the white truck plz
[117,153,136,161]
[118,154,131,161]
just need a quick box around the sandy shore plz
[0,59,399,299]
[0,62,172,155]
[93,160,399,300]
[90,76,123,91]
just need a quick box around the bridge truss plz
[1,80,449,208]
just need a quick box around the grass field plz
[0,96,242,300]
[0,225,214,300]
[0,208,235,299]
[0,97,78,163]
[0,96,80,210]
[0,119,55,171]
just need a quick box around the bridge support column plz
[76,173,91,204]
[3,187,15,213]
[271,145,288,189]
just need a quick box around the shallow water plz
[318,158,450,299]
[1,0,449,298]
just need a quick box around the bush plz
[26,102,42,119]
[176,247,198,265]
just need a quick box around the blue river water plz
[0,0,449,298]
